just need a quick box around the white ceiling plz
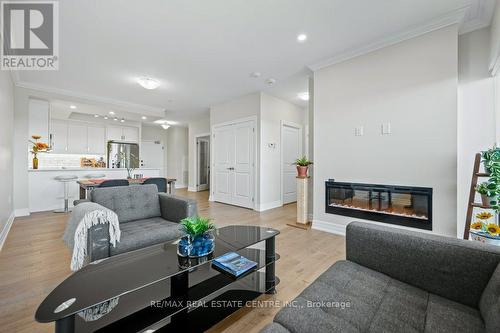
[15,0,495,123]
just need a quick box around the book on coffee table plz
[212,252,257,277]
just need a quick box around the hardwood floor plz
[0,189,345,333]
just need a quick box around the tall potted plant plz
[293,156,313,178]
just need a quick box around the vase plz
[32,155,39,169]
[177,232,215,258]
[297,166,308,178]
[481,194,495,207]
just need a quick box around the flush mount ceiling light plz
[297,33,307,42]
[109,111,115,115]
[137,77,160,90]
[161,124,170,130]
[266,78,276,86]
[154,119,167,124]
[69,105,77,109]
[141,116,147,120]
[298,92,310,101]
[165,120,178,125]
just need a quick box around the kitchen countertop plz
[28,167,161,172]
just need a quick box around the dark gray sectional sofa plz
[81,184,197,261]
[261,222,500,333]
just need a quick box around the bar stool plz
[54,175,78,213]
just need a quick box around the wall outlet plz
[355,126,364,136]
[381,123,391,135]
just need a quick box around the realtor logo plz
[1,1,59,70]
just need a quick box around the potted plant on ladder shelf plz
[293,156,313,178]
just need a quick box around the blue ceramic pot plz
[177,232,215,258]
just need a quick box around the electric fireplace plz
[325,180,432,230]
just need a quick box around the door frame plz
[194,133,211,191]
[280,120,303,205]
[210,116,258,209]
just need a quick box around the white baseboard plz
[175,183,187,189]
[187,186,197,192]
[0,212,15,251]
[312,219,347,236]
[14,208,30,217]
[255,200,282,212]
[307,213,314,222]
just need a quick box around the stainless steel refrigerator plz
[107,141,140,169]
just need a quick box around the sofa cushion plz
[480,263,500,333]
[91,184,161,223]
[273,261,484,333]
[110,217,184,255]
[260,323,290,333]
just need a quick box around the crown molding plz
[14,81,165,116]
[460,0,496,34]
[307,7,468,71]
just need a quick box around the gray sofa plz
[80,184,197,261]
[262,222,500,333]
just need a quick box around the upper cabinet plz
[28,99,50,143]
[87,126,106,154]
[50,120,68,153]
[49,120,107,155]
[106,125,139,143]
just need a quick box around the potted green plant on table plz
[178,216,216,258]
[293,156,313,178]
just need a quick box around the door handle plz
[227,167,234,170]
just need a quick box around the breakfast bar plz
[77,177,177,199]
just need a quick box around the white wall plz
[489,0,500,73]
[188,113,210,191]
[141,124,168,175]
[458,27,497,238]
[313,25,458,237]
[167,126,188,188]
[0,71,15,248]
[260,92,305,209]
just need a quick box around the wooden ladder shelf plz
[463,153,492,239]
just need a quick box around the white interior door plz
[282,124,302,204]
[213,119,255,208]
[141,141,164,175]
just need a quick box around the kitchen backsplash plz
[30,153,105,168]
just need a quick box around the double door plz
[213,120,255,209]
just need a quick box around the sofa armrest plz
[158,193,197,223]
[346,222,500,308]
[73,199,90,206]
[87,223,110,262]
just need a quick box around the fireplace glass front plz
[325,181,432,230]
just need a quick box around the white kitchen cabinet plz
[29,99,50,142]
[50,120,68,153]
[87,126,106,154]
[106,125,139,142]
[106,126,124,141]
[123,126,139,142]
[67,123,88,153]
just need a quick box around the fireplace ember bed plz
[325,180,432,230]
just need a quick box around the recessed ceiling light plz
[109,111,115,115]
[120,118,125,123]
[69,105,76,109]
[137,77,160,90]
[250,72,261,78]
[113,117,118,121]
[104,116,109,120]
[141,116,147,120]
[161,124,170,130]
[297,34,307,42]
[94,114,99,118]
[298,92,310,101]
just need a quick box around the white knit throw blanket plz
[63,202,120,271]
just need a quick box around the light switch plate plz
[382,123,391,135]
[355,126,364,136]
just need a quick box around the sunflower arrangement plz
[470,220,500,237]
[476,211,493,220]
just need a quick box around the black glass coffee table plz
[36,225,280,333]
